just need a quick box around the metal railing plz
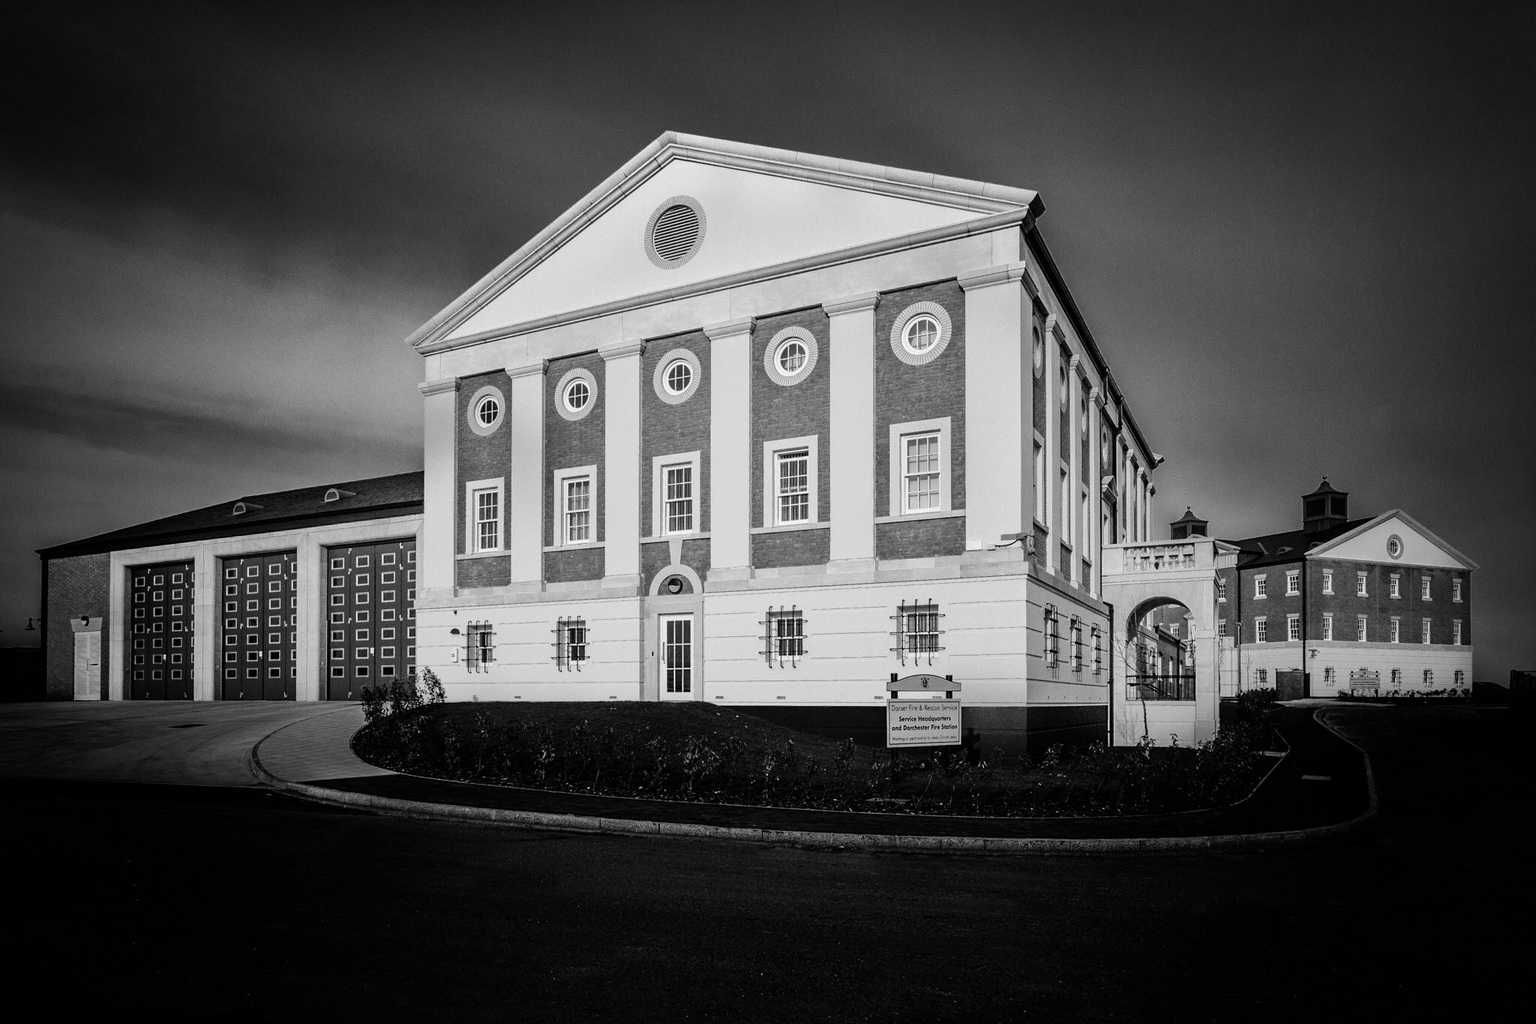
[1125,672,1197,701]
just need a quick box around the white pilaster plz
[507,362,545,584]
[1089,387,1102,597]
[600,341,644,585]
[419,378,459,595]
[1067,354,1082,584]
[824,293,878,564]
[1043,315,1062,574]
[294,532,321,702]
[192,549,216,701]
[705,317,754,575]
[959,263,1030,552]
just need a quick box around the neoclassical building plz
[409,132,1161,746]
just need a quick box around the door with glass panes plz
[220,551,296,700]
[658,613,694,700]
[128,561,194,700]
[325,539,417,700]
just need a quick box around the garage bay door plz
[325,539,417,700]
[220,551,297,700]
[128,561,195,700]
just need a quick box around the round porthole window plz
[888,301,954,367]
[645,196,706,269]
[1032,327,1044,379]
[554,367,598,422]
[763,326,819,386]
[1386,534,1404,559]
[652,347,702,405]
[665,575,686,595]
[466,384,506,437]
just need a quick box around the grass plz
[352,697,1275,817]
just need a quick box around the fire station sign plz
[886,674,963,748]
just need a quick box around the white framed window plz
[464,620,495,672]
[762,436,819,527]
[1033,436,1046,525]
[1324,667,1335,686]
[886,417,951,517]
[1043,604,1059,667]
[652,347,702,405]
[1287,613,1300,642]
[553,366,598,422]
[1322,613,1333,641]
[1356,615,1368,642]
[1423,669,1434,687]
[1452,577,1463,602]
[1421,618,1431,644]
[763,326,819,386]
[1420,575,1432,601]
[1059,467,1071,547]
[762,607,806,665]
[1356,571,1368,597]
[1389,573,1401,599]
[1390,616,1400,643]
[888,302,954,366]
[1218,618,1228,638]
[1254,617,1267,643]
[1255,668,1268,686]
[1454,670,1465,688]
[554,617,588,670]
[1285,570,1300,596]
[553,466,597,546]
[651,451,701,537]
[1092,627,1103,674]
[1453,619,1463,645]
[1254,575,1267,599]
[1390,668,1401,687]
[466,385,506,437]
[895,601,942,661]
[1070,618,1083,671]
[1322,569,1334,595]
[464,478,504,554]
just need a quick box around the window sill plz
[750,522,829,535]
[644,532,711,542]
[543,541,606,553]
[457,550,507,561]
[876,509,965,525]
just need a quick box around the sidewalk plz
[249,702,1375,852]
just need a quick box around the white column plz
[294,532,321,702]
[507,362,545,585]
[192,548,216,700]
[1043,315,1061,574]
[1136,469,1148,543]
[600,342,644,587]
[1146,482,1156,541]
[959,264,1030,553]
[1088,387,1102,596]
[1067,355,1082,584]
[418,379,459,597]
[705,317,754,577]
[824,293,878,565]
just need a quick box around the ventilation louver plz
[650,203,700,262]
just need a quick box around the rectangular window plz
[1421,576,1432,601]
[1070,619,1083,672]
[1092,628,1103,674]
[1356,571,1368,597]
[1357,615,1368,642]
[1254,617,1267,643]
[1216,578,1227,602]
[1285,570,1299,596]
[554,617,589,670]
[1452,578,1463,603]
[1254,575,1267,599]
[663,463,694,534]
[1454,670,1465,688]
[1391,668,1401,687]
[897,601,942,658]
[1287,614,1300,642]
[466,479,503,553]
[564,475,592,544]
[1043,605,1059,667]
[1255,668,1268,687]
[464,621,495,672]
[1322,613,1333,641]
[1059,467,1071,546]
[762,608,806,665]
[1218,618,1228,638]
[1423,669,1434,687]
[903,432,942,513]
[1033,439,1046,524]
[774,447,811,525]
[1453,619,1463,645]
[1322,569,1334,595]
[1390,573,1401,599]
[1324,667,1335,686]
[1421,618,1431,644]
[1390,617,1400,643]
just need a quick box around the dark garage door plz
[128,561,195,700]
[220,551,297,700]
[325,539,417,700]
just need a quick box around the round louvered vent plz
[645,196,705,267]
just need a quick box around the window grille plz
[1092,627,1103,675]
[759,607,806,667]
[891,600,944,664]
[1043,604,1059,667]
[1070,616,1083,671]
[464,620,495,672]
[552,617,588,671]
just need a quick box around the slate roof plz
[1218,518,1371,570]
[38,471,423,559]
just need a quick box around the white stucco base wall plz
[1235,641,1474,695]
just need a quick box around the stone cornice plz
[957,261,1029,292]
[1068,354,1082,371]
[822,292,880,316]
[1045,313,1068,344]
[506,361,546,380]
[703,317,755,342]
[417,378,459,397]
[598,340,646,361]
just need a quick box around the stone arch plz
[648,563,702,597]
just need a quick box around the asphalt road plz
[3,704,1529,1022]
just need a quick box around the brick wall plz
[455,370,512,557]
[641,538,710,591]
[44,553,110,699]
[544,547,604,584]
[752,528,830,569]
[750,307,831,532]
[543,352,606,548]
[872,280,965,518]
[877,517,965,560]
[641,331,711,537]
[456,555,509,589]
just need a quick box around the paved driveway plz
[0,701,351,787]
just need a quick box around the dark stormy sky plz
[4,2,1532,679]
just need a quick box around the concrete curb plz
[248,711,1378,855]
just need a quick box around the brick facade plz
[455,369,511,558]
[641,331,711,538]
[750,306,831,534]
[543,352,606,548]
[43,552,110,699]
[752,528,830,569]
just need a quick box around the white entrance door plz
[659,614,694,700]
[73,629,101,701]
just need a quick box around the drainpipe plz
[1300,557,1308,698]
[1105,599,1114,747]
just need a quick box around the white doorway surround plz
[71,616,103,701]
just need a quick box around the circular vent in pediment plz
[646,196,705,268]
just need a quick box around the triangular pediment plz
[1308,510,1477,570]
[409,132,1040,350]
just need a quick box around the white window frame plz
[651,451,701,538]
[464,478,505,554]
[1390,616,1400,643]
[1322,613,1333,641]
[1421,575,1432,601]
[1452,578,1463,603]
[1285,570,1300,596]
[1322,569,1334,594]
[1356,571,1368,597]
[553,465,598,547]
[761,435,819,528]
[886,417,951,518]
[1453,619,1463,645]
[1357,615,1368,642]
[1389,572,1401,599]
[1421,618,1431,645]
[1217,577,1227,602]
[1286,613,1300,642]
[1254,575,1267,600]
[1033,434,1046,526]
[1254,617,1267,643]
